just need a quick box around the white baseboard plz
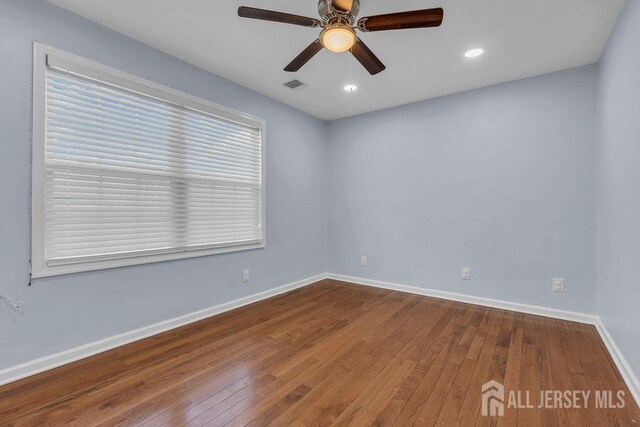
[326,273,597,324]
[0,273,327,387]
[594,319,640,407]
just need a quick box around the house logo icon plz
[482,380,505,417]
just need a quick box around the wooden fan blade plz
[238,6,320,28]
[284,40,324,72]
[358,8,443,32]
[332,0,353,12]
[350,39,386,75]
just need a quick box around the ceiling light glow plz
[321,25,357,53]
[344,84,358,92]
[465,48,484,58]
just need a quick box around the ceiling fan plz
[238,0,443,75]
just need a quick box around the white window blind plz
[32,45,265,277]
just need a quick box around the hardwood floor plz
[0,279,638,426]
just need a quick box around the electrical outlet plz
[361,256,368,266]
[242,269,250,283]
[462,267,470,280]
[552,278,564,293]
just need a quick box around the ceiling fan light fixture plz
[320,25,357,53]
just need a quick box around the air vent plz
[283,79,309,91]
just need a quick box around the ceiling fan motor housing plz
[318,0,360,26]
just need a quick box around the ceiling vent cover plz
[283,79,308,91]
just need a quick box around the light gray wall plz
[597,0,640,380]
[328,66,599,314]
[0,0,329,369]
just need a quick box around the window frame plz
[31,42,266,278]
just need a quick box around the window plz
[31,44,266,278]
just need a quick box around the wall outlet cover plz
[552,278,564,293]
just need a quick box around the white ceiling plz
[48,0,623,121]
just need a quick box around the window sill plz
[32,241,266,279]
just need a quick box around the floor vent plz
[283,79,308,91]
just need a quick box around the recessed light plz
[465,48,484,58]
[344,84,358,92]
